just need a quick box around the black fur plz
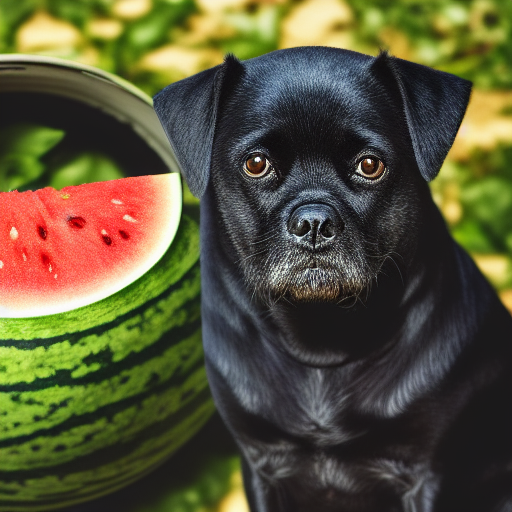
[154,47,512,512]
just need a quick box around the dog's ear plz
[372,51,472,181]
[153,54,243,198]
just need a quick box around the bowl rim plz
[0,53,150,103]
[0,53,181,175]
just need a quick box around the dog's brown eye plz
[244,153,270,177]
[357,157,385,179]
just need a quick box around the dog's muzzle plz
[287,203,343,250]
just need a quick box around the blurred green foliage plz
[0,123,124,192]
[131,456,240,512]
[450,145,512,254]
[0,123,64,191]
[2,0,510,93]
[349,0,512,88]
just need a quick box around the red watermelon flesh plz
[0,173,181,318]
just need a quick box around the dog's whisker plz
[249,231,280,246]
[383,254,405,287]
[235,247,269,265]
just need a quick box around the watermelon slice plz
[0,173,181,317]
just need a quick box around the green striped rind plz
[0,395,215,511]
[0,215,215,511]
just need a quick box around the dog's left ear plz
[153,55,243,198]
[372,52,472,181]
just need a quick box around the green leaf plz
[0,155,44,192]
[0,0,39,52]
[0,123,65,158]
[122,1,196,54]
[0,123,65,191]
[49,152,124,189]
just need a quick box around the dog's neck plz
[267,283,403,366]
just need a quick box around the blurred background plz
[0,0,511,510]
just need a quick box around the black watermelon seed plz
[118,230,130,240]
[68,216,86,229]
[102,235,113,246]
[37,226,47,240]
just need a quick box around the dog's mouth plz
[284,265,369,304]
[308,258,319,270]
[286,269,344,302]
[245,250,374,306]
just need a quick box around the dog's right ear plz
[371,51,471,182]
[153,55,243,198]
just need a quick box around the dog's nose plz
[287,204,342,247]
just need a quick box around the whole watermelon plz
[0,206,212,511]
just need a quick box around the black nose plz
[287,204,342,247]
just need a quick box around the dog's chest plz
[235,365,433,503]
[286,368,354,442]
[231,356,355,442]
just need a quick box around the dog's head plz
[155,47,471,307]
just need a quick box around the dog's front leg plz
[241,456,292,512]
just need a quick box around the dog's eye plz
[244,153,270,177]
[357,157,385,180]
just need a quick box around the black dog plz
[154,47,512,512]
